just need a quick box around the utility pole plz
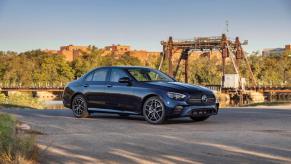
[225,20,229,35]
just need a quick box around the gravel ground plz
[1,105,291,164]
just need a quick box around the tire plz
[143,96,166,124]
[190,116,209,122]
[71,95,90,118]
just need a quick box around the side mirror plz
[118,77,132,84]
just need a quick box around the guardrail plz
[0,86,64,91]
[205,85,291,92]
[1,85,291,92]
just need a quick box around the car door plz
[82,68,109,109]
[106,68,140,112]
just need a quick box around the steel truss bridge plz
[159,34,257,88]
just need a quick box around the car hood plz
[145,81,213,94]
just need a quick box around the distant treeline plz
[0,49,290,87]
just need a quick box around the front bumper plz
[63,98,71,108]
[165,102,219,118]
[162,92,219,118]
[180,104,219,117]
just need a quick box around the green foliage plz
[0,50,74,86]
[72,50,141,78]
[0,114,16,156]
[0,49,290,86]
[0,94,6,104]
[0,113,37,163]
[173,56,221,85]
[159,51,291,86]
[144,53,161,68]
[247,53,291,85]
[34,53,75,84]
[189,56,221,85]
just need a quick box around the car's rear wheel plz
[190,116,209,122]
[143,96,166,124]
[72,95,89,118]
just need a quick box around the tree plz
[72,49,142,78]
[1,50,74,86]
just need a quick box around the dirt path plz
[1,107,291,163]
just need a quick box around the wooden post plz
[158,45,166,71]
[168,37,174,77]
[221,34,228,88]
[185,55,189,83]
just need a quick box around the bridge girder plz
[159,34,257,88]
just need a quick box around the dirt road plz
[1,105,291,163]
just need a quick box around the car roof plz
[97,66,154,70]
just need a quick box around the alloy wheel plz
[72,95,89,118]
[143,96,166,124]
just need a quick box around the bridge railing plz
[205,85,222,92]
[1,83,291,91]
[205,85,291,92]
[0,82,67,89]
[245,85,291,90]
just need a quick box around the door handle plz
[107,85,113,88]
[82,84,89,87]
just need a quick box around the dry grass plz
[0,114,38,164]
[0,93,44,109]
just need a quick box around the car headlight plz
[167,92,186,100]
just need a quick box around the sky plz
[0,0,290,53]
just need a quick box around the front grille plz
[187,94,216,105]
[188,98,201,103]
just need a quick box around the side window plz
[110,69,129,82]
[92,69,108,82]
[84,72,93,81]
[148,71,163,81]
[128,69,149,81]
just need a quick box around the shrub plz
[0,93,44,109]
[0,114,37,163]
[0,93,6,104]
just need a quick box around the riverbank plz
[0,93,44,109]
[239,103,291,110]
[242,101,291,107]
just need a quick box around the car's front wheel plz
[72,95,90,118]
[190,116,209,122]
[143,96,166,124]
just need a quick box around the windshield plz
[127,68,174,82]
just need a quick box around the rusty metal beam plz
[185,54,189,83]
[221,34,228,88]
[235,37,257,86]
[174,54,183,78]
[160,34,254,87]
[167,37,174,77]
[158,45,166,71]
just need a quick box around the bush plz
[0,114,37,163]
[0,93,44,109]
[0,94,6,104]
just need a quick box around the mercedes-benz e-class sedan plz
[63,66,219,124]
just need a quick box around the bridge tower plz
[160,34,257,87]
